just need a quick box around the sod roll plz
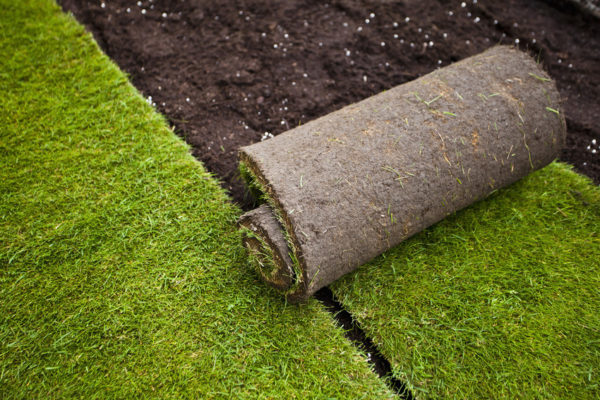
[565,0,600,18]
[239,46,565,303]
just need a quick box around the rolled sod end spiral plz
[239,204,296,292]
[238,45,566,303]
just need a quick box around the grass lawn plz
[332,163,600,399]
[0,1,394,398]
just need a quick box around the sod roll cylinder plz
[239,46,565,303]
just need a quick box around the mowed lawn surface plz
[332,163,600,399]
[0,1,394,398]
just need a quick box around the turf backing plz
[0,1,393,398]
[331,162,600,399]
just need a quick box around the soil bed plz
[59,0,599,204]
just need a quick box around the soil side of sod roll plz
[239,46,565,302]
[59,0,600,207]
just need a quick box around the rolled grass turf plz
[0,1,395,398]
[239,46,565,302]
[566,0,600,18]
[331,163,600,398]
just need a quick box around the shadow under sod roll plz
[238,46,566,303]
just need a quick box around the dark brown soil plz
[60,0,600,206]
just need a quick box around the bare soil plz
[60,0,600,206]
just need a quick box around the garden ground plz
[60,0,600,205]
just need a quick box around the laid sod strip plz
[0,1,395,398]
[330,163,600,399]
[239,46,565,303]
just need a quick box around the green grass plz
[332,163,600,399]
[0,1,394,398]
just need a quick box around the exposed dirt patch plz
[59,0,599,206]
[315,287,413,399]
